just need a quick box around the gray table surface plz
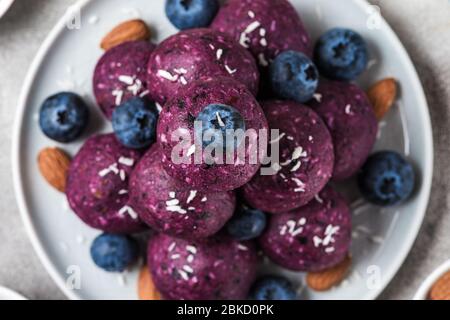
[0,0,449,300]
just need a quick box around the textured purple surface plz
[93,41,155,119]
[129,144,236,240]
[147,233,258,300]
[259,186,351,272]
[308,80,378,181]
[66,134,145,233]
[243,100,334,214]
[211,0,312,69]
[157,76,268,192]
[147,28,259,104]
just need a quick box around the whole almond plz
[101,19,151,50]
[306,256,351,291]
[429,271,450,300]
[367,78,398,120]
[138,265,161,300]
[38,147,71,192]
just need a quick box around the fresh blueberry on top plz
[250,276,297,300]
[90,233,139,272]
[358,151,415,206]
[314,28,368,81]
[269,50,319,103]
[195,104,246,152]
[227,204,267,241]
[165,0,220,30]
[112,97,159,149]
[39,92,89,143]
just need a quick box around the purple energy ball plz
[211,0,312,69]
[308,80,378,181]
[242,100,334,214]
[147,28,259,104]
[66,134,145,233]
[157,76,268,192]
[129,144,236,240]
[259,186,351,272]
[93,40,155,119]
[148,233,258,300]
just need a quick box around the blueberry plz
[358,151,415,206]
[227,205,267,241]
[269,51,319,103]
[165,0,219,30]
[90,233,139,272]
[195,104,245,152]
[314,28,368,81]
[39,92,89,143]
[112,97,159,149]
[250,276,297,300]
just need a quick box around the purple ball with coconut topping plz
[211,0,312,69]
[147,233,259,300]
[146,28,259,104]
[129,144,236,240]
[157,76,268,192]
[259,186,351,272]
[308,80,378,181]
[66,134,146,233]
[93,41,155,119]
[242,100,334,214]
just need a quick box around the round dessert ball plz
[147,233,259,300]
[90,233,139,272]
[259,186,352,272]
[66,134,145,233]
[157,77,268,192]
[211,0,312,69]
[93,40,155,119]
[358,151,415,206]
[308,80,378,181]
[129,144,236,240]
[242,100,334,214]
[147,28,259,104]
[165,0,220,30]
[39,92,89,143]
[314,28,368,81]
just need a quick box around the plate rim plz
[12,0,434,300]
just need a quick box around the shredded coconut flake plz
[119,205,138,220]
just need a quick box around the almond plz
[429,271,450,300]
[38,147,71,192]
[367,78,398,120]
[138,265,162,300]
[101,19,151,50]
[306,255,351,291]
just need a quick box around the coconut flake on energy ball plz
[157,76,268,192]
[243,100,334,214]
[147,233,258,300]
[129,144,236,240]
[146,28,260,104]
[259,186,351,272]
[66,134,145,233]
[211,0,312,69]
[93,41,155,119]
[308,80,378,181]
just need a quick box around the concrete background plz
[0,0,449,300]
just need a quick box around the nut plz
[37,147,71,192]
[138,265,161,300]
[306,255,351,291]
[367,78,398,120]
[101,19,151,50]
[429,271,450,300]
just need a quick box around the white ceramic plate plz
[13,0,433,300]
[0,0,14,18]
[0,286,27,300]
